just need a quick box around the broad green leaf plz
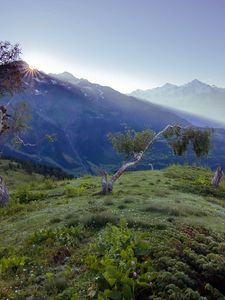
[103,272,117,287]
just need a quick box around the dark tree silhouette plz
[0,41,22,97]
[0,41,24,207]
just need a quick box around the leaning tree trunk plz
[99,124,176,195]
[0,176,9,207]
[100,152,144,194]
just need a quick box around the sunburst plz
[22,63,39,79]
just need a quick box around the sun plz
[28,64,35,70]
[21,62,39,79]
[24,53,61,74]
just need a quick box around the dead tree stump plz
[212,166,224,188]
[0,176,9,207]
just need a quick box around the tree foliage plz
[0,41,22,97]
[100,125,212,194]
[9,102,31,135]
[108,129,155,159]
[163,125,212,158]
[108,125,211,161]
[0,41,30,140]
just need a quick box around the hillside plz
[1,164,225,299]
[130,80,225,126]
[1,62,190,176]
[2,64,225,175]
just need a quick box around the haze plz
[1,0,225,93]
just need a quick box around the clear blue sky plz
[1,0,225,92]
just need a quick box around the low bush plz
[85,222,225,299]
[0,255,27,274]
[86,221,155,299]
[45,272,68,295]
[14,184,46,204]
[28,225,85,247]
[65,212,119,229]
[165,165,225,199]
[0,198,25,216]
[43,178,57,189]
[64,185,85,197]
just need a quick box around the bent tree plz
[0,41,26,137]
[0,41,55,207]
[100,125,211,194]
[0,41,28,207]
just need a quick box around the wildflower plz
[131,261,136,267]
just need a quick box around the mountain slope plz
[130,79,225,125]
[1,62,191,175]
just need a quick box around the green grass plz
[1,161,225,299]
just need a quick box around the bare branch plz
[13,135,38,147]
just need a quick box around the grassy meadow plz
[1,160,225,299]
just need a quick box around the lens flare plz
[22,63,39,79]
[28,65,35,70]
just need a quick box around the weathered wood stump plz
[0,176,9,207]
[212,166,224,187]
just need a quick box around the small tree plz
[0,41,56,207]
[0,41,26,137]
[99,125,211,194]
[0,41,27,207]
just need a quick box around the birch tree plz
[99,125,211,194]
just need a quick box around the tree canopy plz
[0,41,30,137]
[108,125,211,161]
[163,125,212,158]
[0,41,23,97]
[108,129,155,159]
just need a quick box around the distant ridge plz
[1,64,191,175]
[130,80,225,124]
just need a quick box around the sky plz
[1,0,225,93]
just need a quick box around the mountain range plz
[130,80,225,126]
[1,62,225,175]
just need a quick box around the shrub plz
[43,178,56,189]
[0,255,27,274]
[14,184,46,204]
[65,212,119,229]
[86,221,225,299]
[28,225,84,247]
[165,165,225,199]
[64,185,85,197]
[86,221,155,299]
[45,272,68,295]
[82,213,119,229]
[0,198,25,216]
